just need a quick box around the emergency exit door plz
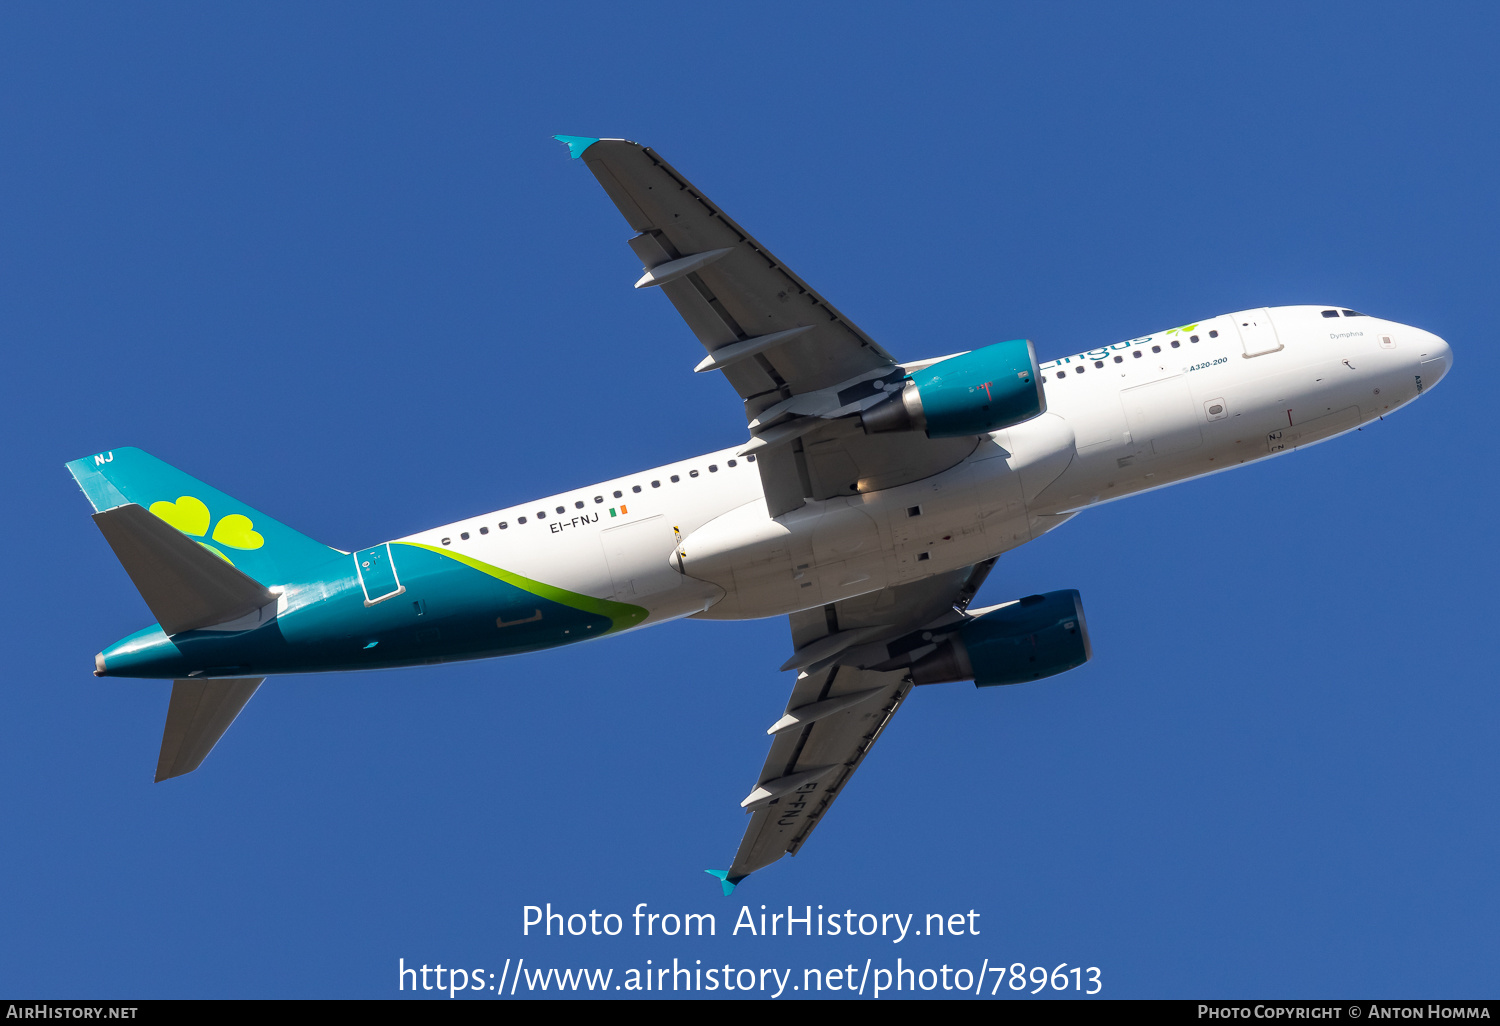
[1234,308,1283,358]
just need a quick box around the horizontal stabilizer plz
[93,504,277,635]
[156,677,263,781]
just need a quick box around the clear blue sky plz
[2,1,1495,999]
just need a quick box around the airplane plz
[69,136,1452,894]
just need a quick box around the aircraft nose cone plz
[1419,330,1452,390]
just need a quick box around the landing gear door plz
[1234,308,1283,358]
[355,543,406,606]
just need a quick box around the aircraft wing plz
[561,137,980,516]
[559,136,896,397]
[716,559,996,889]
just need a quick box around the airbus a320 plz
[70,137,1452,892]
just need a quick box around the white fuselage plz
[401,306,1451,628]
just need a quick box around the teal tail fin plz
[705,869,744,896]
[67,447,343,583]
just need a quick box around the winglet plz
[705,869,743,896]
[552,135,600,159]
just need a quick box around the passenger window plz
[651,480,660,488]
[709,464,718,472]
[1133,350,1143,359]
[727,459,737,467]
[613,490,623,498]
[1041,375,1047,381]
[594,496,603,504]
[1209,330,1218,337]
[1322,309,1340,318]
[632,485,642,493]
[575,501,584,509]
[479,526,489,535]
[518,517,527,524]
[1190,334,1199,343]
[1056,369,1066,378]
[1170,340,1180,348]
[1094,360,1103,368]
[1113,355,1122,363]
[1151,345,1161,353]
[441,537,451,545]
[460,532,469,540]
[746,454,756,462]
[690,469,699,477]
[499,522,508,529]
[537,511,546,519]
[670,474,680,483]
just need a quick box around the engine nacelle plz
[911,589,1090,687]
[861,338,1045,438]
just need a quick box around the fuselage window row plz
[436,455,756,545]
[1041,328,1226,383]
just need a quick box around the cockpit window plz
[1341,309,1364,317]
[1321,310,1339,318]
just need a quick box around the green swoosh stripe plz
[398,542,648,632]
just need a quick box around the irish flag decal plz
[609,505,628,517]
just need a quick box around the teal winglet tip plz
[705,869,740,896]
[552,135,600,159]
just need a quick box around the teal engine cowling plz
[910,589,1090,687]
[861,338,1045,438]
